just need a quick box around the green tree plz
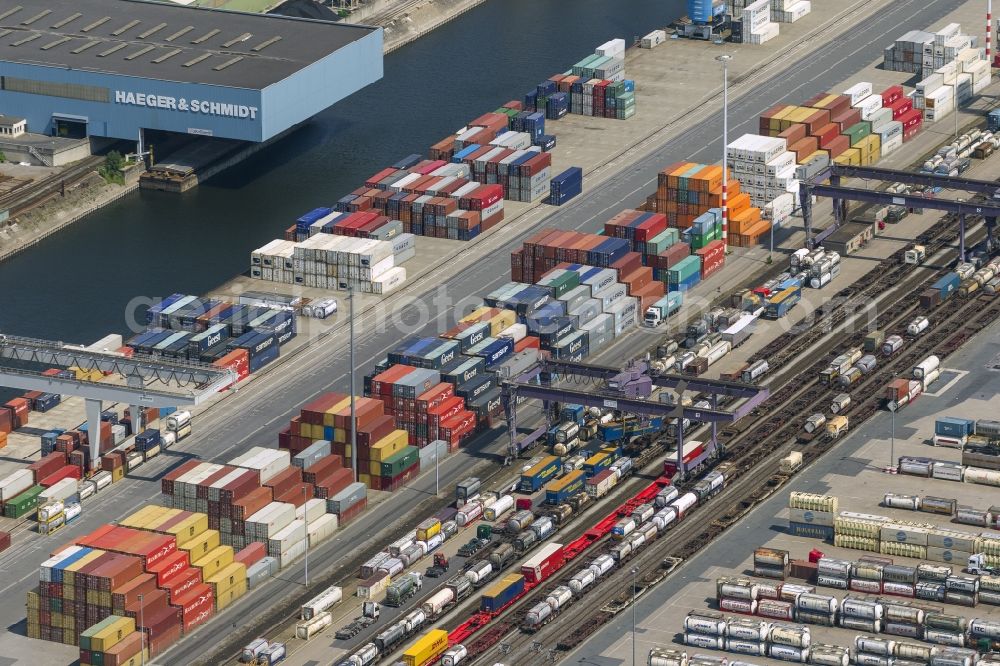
[98,150,125,184]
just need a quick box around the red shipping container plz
[234,542,267,567]
[302,455,343,484]
[111,573,158,612]
[0,407,11,434]
[889,97,913,120]
[521,544,566,583]
[39,464,82,487]
[611,252,643,279]
[162,459,203,495]
[103,631,144,666]
[778,123,808,145]
[212,348,249,389]
[903,124,921,142]
[5,397,29,427]
[313,466,355,499]
[125,588,170,623]
[300,392,349,425]
[514,337,540,353]
[335,498,367,526]
[172,582,215,634]
[695,240,726,277]
[415,383,455,412]
[78,526,177,569]
[377,462,420,492]
[231,486,272,520]
[161,566,203,602]
[0,529,10,553]
[899,108,922,131]
[28,452,67,482]
[811,123,841,148]
[146,549,190,587]
[881,85,903,106]
[824,135,851,158]
[148,621,182,658]
[263,466,302,498]
[426,397,465,428]
[275,481,313,507]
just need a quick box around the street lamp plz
[349,286,357,484]
[889,405,897,474]
[138,593,145,666]
[631,567,639,665]
[716,54,733,252]
[303,485,310,587]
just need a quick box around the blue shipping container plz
[931,273,960,300]
[249,343,279,373]
[145,293,186,325]
[480,575,526,613]
[455,373,496,401]
[935,417,975,438]
[519,457,563,492]
[441,356,485,386]
[534,135,557,152]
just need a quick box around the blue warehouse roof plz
[0,0,379,89]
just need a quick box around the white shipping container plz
[39,478,79,503]
[0,469,35,502]
[307,514,338,545]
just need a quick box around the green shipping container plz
[667,255,701,283]
[477,524,492,540]
[80,616,119,652]
[546,271,580,298]
[4,485,43,518]
[844,121,872,145]
[645,228,678,255]
[379,446,419,477]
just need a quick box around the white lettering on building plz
[115,90,257,120]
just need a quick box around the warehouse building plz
[0,0,383,143]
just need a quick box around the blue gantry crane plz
[800,164,1000,259]
[500,357,768,480]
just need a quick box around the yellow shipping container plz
[206,561,247,595]
[487,310,517,336]
[119,505,160,528]
[27,622,40,640]
[64,549,105,585]
[788,107,812,124]
[112,467,124,482]
[799,149,827,166]
[323,398,352,427]
[214,577,248,611]
[461,306,494,324]
[158,512,208,547]
[359,472,372,487]
[27,589,39,610]
[113,648,149,666]
[63,584,75,602]
[145,507,184,530]
[193,545,235,581]
[370,430,409,462]
[90,616,135,652]
[416,519,441,542]
[178,528,221,560]
[402,629,450,666]
[63,626,76,645]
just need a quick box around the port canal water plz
[0,0,675,344]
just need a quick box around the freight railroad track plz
[0,155,105,218]
[464,230,1000,664]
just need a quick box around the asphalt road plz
[563,318,1000,666]
[0,0,960,659]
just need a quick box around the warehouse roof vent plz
[213,55,242,71]
[190,27,219,44]
[51,12,82,29]
[222,32,251,48]
[80,16,111,32]
[138,22,167,39]
[151,47,182,63]
[10,32,40,46]
[40,36,72,50]
[111,19,141,36]
[0,6,23,22]
[20,9,51,26]
[124,44,155,60]
[251,35,281,52]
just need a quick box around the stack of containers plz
[512,228,631,284]
[742,0,779,45]
[787,492,838,541]
[726,132,795,211]
[816,557,851,590]
[753,548,790,579]
[681,610,727,650]
[715,575,763,616]
[547,167,583,206]
[793,591,837,627]
[770,0,810,23]
[883,30,935,74]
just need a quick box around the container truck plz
[385,573,423,607]
[643,293,683,327]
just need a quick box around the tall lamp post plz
[631,567,639,665]
[717,54,733,252]
[303,485,310,586]
[138,594,145,666]
[349,286,357,484]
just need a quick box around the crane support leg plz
[86,398,102,471]
[988,216,997,249]
[960,213,966,262]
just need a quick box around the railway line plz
[459,213,1000,664]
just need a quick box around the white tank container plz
[719,582,759,600]
[525,601,552,626]
[465,561,493,585]
[683,633,723,649]
[568,569,596,595]
[840,597,883,620]
[166,410,192,431]
[422,588,454,617]
[726,618,771,641]
[653,507,677,532]
[719,597,757,614]
[768,644,809,663]
[589,554,615,577]
[907,317,929,336]
[912,355,940,379]
[683,613,726,636]
[725,638,765,655]
[855,635,895,656]
[456,501,483,526]
[769,625,810,648]
[484,495,514,521]
[671,492,698,517]
[545,585,573,612]
[441,645,467,666]
[794,593,836,615]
